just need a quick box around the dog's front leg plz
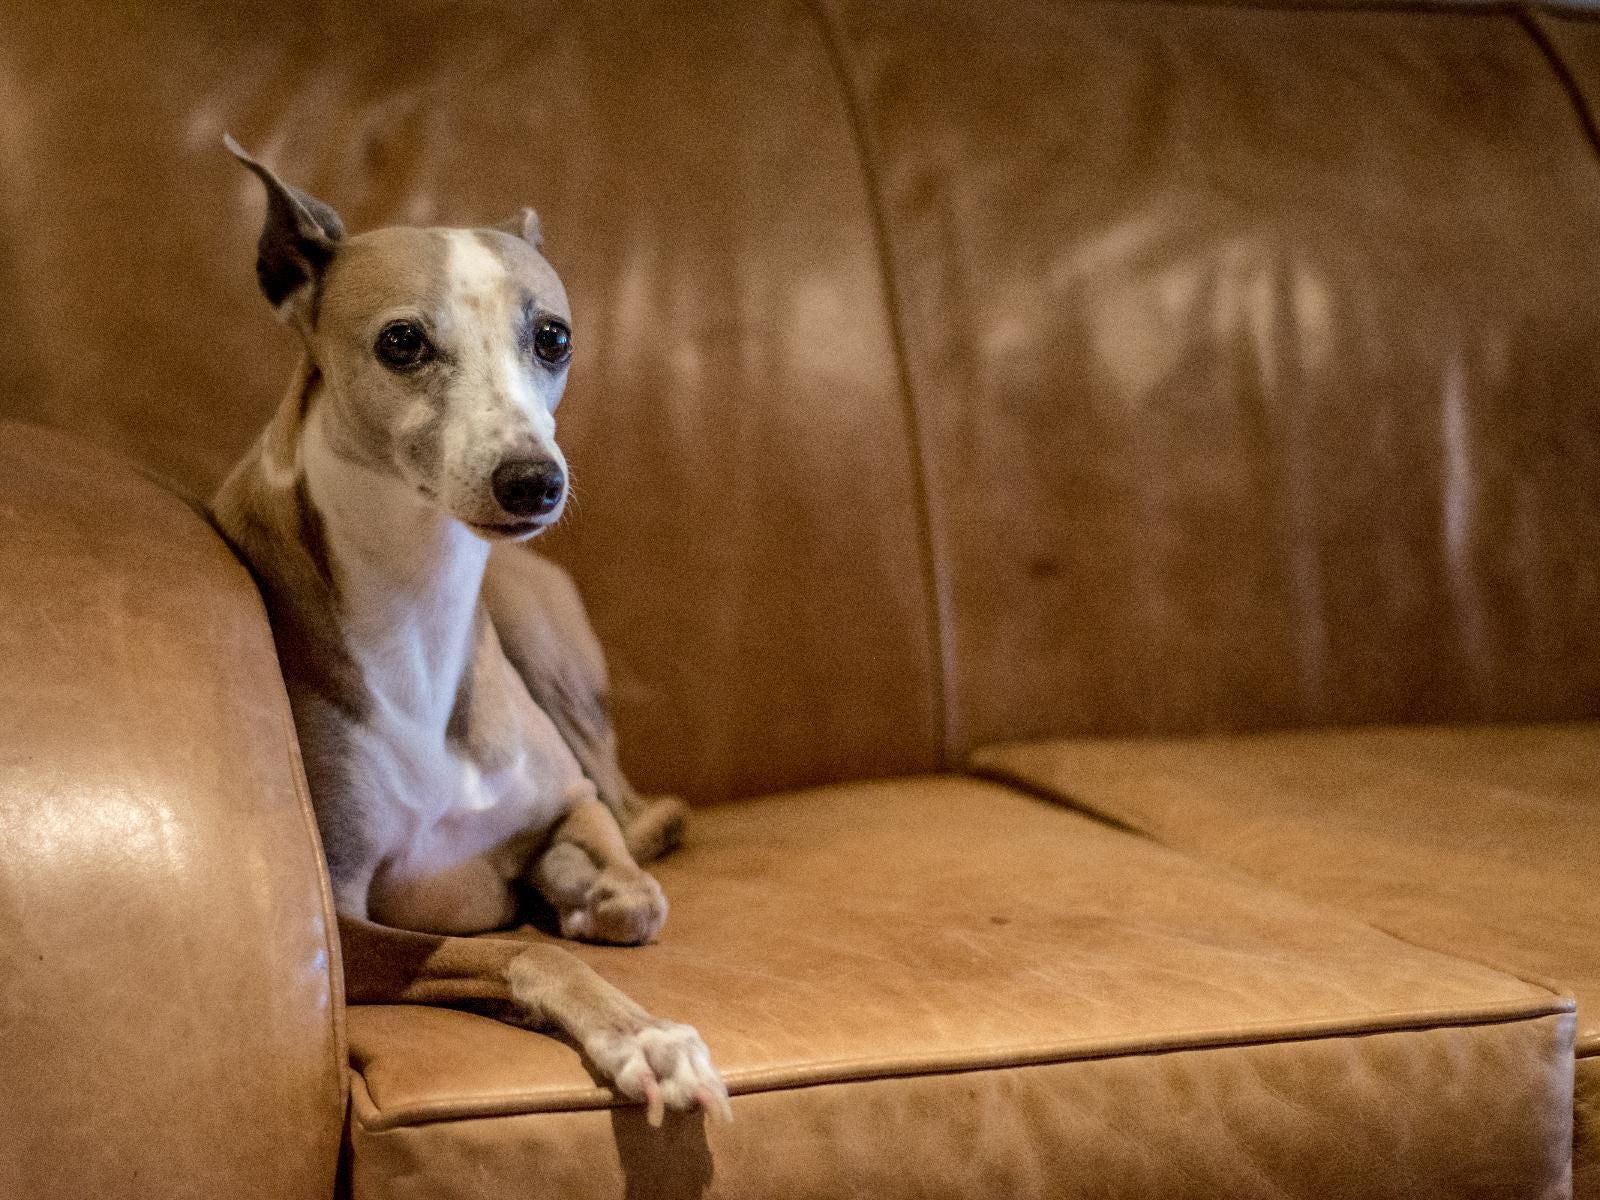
[338,916,730,1123]
[531,785,670,946]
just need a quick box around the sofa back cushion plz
[827,0,1600,754]
[0,0,943,802]
[4,0,1599,798]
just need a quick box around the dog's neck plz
[300,388,487,724]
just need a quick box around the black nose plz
[491,459,566,518]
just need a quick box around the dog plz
[210,138,729,1124]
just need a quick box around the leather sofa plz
[3,1,1596,1196]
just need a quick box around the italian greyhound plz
[211,138,729,1124]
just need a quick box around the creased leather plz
[0,422,344,1200]
[347,777,1570,1195]
[972,723,1600,1058]
[1578,1054,1600,1200]
[1532,9,1600,153]
[347,1013,1575,1200]
[821,0,1600,756]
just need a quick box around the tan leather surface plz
[342,780,1574,1194]
[821,0,1600,756]
[7,1,1600,794]
[1579,1054,1600,1200]
[1536,9,1600,147]
[0,422,344,1197]
[346,776,1570,1187]
[4,2,1595,1189]
[972,723,1600,1056]
[347,1014,1572,1200]
[0,0,940,805]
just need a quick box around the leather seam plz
[1517,5,1600,160]
[804,0,955,769]
[351,1002,1570,1131]
[1068,0,1525,12]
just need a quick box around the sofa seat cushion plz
[345,776,1573,1199]
[970,722,1600,1051]
[972,722,1600,1197]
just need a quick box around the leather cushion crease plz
[0,423,345,1200]
[344,778,1575,1196]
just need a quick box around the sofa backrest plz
[842,1,1600,755]
[4,0,1599,802]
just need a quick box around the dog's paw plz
[586,1018,732,1126]
[558,868,667,945]
[623,794,688,863]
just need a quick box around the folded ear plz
[224,134,344,325]
[493,206,543,250]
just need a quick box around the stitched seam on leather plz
[1355,917,1586,1021]
[352,1002,1569,1130]
[1518,6,1600,159]
[805,0,954,769]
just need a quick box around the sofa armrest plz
[0,422,344,1199]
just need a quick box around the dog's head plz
[229,137,572,541]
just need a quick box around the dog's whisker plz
[559,483,583,523]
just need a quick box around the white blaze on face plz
[444,231,548,423]
[436,231,564,517]
[445,229,507,310]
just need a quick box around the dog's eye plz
[375,320,432,369]
[531,319,572,366]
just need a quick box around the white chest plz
[295,426,572,896]
[350,700,552,875]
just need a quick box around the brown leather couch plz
[3,1,1597,1196]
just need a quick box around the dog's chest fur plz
[311,457,584,882]
[344,595,580,879]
